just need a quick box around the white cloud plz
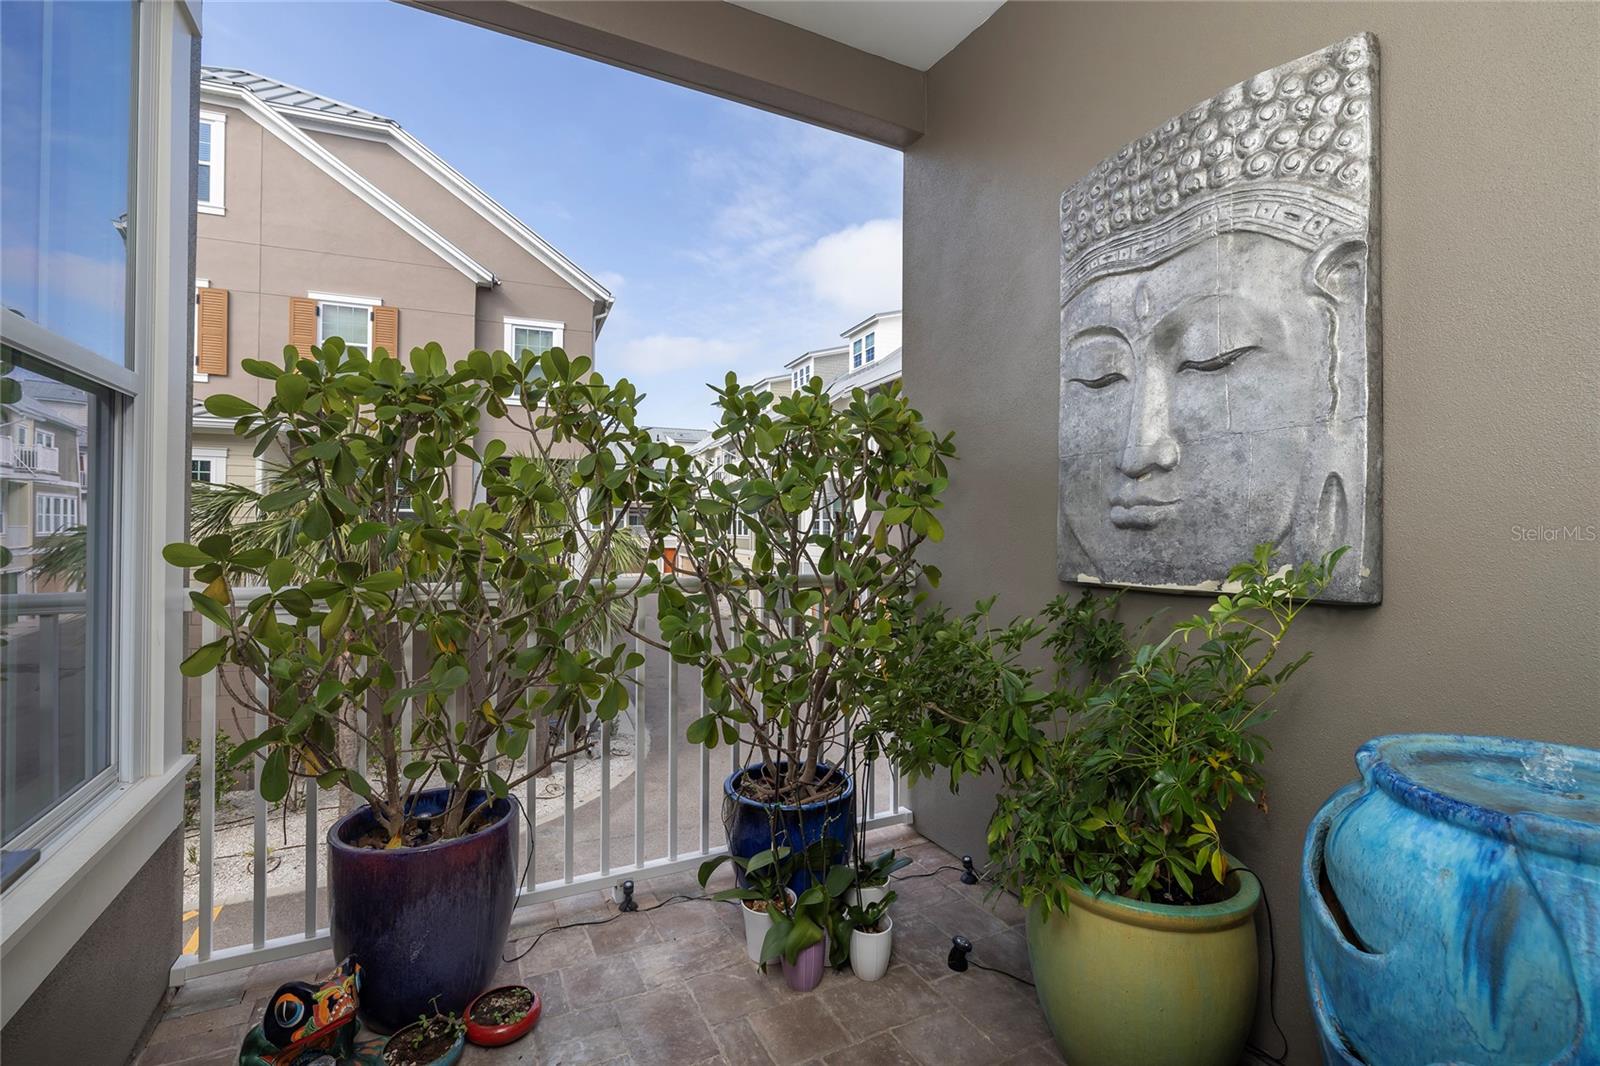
[595,270,626,293]
[793,218,902,320]
[613,333,744,375]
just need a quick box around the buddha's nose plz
[1116,372,1180,478]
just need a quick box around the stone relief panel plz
[1058,33,1381,605]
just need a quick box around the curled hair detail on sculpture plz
[1061,33,1376,303]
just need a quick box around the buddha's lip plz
[1108,497,1179,530]
[1109,496,1180,508]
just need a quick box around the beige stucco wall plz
[194,102,479,414]
[306,132,600,360]
[903,3,1600,1059]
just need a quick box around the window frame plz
[33,491,79,535]
[311,291,380,356]
[0,1,196,1011]
[852,338,863,369]
[502,317,565,404]
[189,447,227,485]
[864,331,876,364]
[197,108,226,215]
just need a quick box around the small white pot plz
[739,889,795,963]
[847,883,890,910]
[849,915,893,982]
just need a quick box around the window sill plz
[197,204,225,216]
[0,757,191,1026]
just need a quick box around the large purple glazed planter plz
[328,788,517,1032]
[1302,735,1599,1065]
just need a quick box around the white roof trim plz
[201,84,496,287]
[282,108,616,331]
[840,309,903,339]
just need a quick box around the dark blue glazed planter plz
[724,763,854,893]
[328,788,517,1033]
[1302,735,1599,1066]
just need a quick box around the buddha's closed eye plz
[1179,345,1259,373]
[1068,372,1126,390]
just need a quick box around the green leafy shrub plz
[165,339,671,845]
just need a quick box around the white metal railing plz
[170,596,911,984]
[0,439,61,475]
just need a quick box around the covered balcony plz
[2,4,1596,1066]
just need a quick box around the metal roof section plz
[201,67,393,124]
[827,346,902,398]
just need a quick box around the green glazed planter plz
[1026,865,1260,1066]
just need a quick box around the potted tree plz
[876,547,1344,1066]
[648,375,954,889]
[166,339,667,1030]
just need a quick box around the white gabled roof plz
[783,344,848,370]
[840,309,902,339]
[199,67,616,332]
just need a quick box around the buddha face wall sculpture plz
[1058,34,1381,604]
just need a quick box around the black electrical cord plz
[499,792,711,966]
[501,891,708,965]
[972,958,1034,987]
[888,863,967,881]
[1234,866,1289,1066]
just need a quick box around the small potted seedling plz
[846,891,896,982]
[847,849,911,909]
[464,983,540,1047]
[699,846,798,964]
[382,1006,465,1066]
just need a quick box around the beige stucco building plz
[190,68,614,498]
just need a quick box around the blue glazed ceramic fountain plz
[1302,735,1599,1065]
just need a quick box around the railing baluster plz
[304,778,318,937]
[523,630,536,893]
[698,678,710,854]
[563,715,575,884]
[198,618,217,961]
[253,680,268,950]
[633,632,645,868]
[667,657,678,861]
[600,715,612,877]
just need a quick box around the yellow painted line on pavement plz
[182,905,224,955]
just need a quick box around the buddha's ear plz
[1305,236,1368,303]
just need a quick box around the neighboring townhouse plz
[191,68,615,502]
[0,379,89,596]
[825,310,903,404]
[784,345,848,394]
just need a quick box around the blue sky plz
[203,1,903,429]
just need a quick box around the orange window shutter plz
[372,306,398,355]
[288,296,318,353]
[196,287,229,375]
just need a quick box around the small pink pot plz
[782,937,826,992]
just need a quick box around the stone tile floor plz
[135,826,1062,1065]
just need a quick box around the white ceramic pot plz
[739,889,795,963]
[847,883,890,910]
[849,915,893,982]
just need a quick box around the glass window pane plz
[197,162,211,205]
[0,2,136,368]
[513,327,553,356]
[2,360,110,844]
[197,120,211,164]
[320,303,370,352]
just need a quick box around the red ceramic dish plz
[463,985,541,1047]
